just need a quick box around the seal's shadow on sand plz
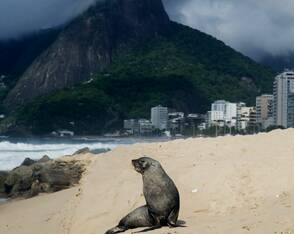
[132,220,187,233]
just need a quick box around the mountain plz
[1,0,274,135]
[4,0,170,108]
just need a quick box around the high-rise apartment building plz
[151,105,168,130]
[273,71,294,128]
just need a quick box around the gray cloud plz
[163,0,294,60]
[0,0,293,60]
[0,0,97,39]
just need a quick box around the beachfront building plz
[256,94,274,129]
[211,100,237,127]
[138,119,154,135]
[168,112,185,125]
[236,102,253,131]
[273,70,294,128]
[151,105,168,130]
[168,112,185,133]
[197,122,207,131]
[207,110,224,127]
[123,119,139,134]
[247,107,258,132]
[187,114,206,127]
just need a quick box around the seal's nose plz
[131,159,137,166]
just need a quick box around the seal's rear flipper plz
[168,220,187,228]
[105,205,154,234]
[105,226,126,234]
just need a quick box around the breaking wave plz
[0,139,120,170]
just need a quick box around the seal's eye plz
[139,160,148,169]
[139,160,145,164]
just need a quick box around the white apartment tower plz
[151,105,168,130]
[273,71,294,128]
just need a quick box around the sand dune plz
[1,129,294,234]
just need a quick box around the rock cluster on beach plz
[0,171,8,195]
[0,155,85,199]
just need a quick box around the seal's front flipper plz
[167,206,179,227]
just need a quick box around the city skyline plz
[123,70,294,136]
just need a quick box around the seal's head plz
[132,156,159,174]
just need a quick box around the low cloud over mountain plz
[1,0,294,61]
[164,0,294,60]
[0,0,97,39]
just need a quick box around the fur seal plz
[105,157,180,234]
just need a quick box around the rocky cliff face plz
[4,0,171,108]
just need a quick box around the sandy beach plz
[1,129,294,234]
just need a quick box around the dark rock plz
[21,158,37,166]
[33,161,84,193]
[2,159,84,198]
[31,163,43,172]
[0,171,8,194]
[38,169,71,191]
[38,155,51,163]
[5,166,33,197]
[30,180,41,197]
[91,148,111,155]
[73,147,90,155]
[39,183,51,193]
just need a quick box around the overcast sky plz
[0,0,294,60]
[0,0,97,39]
[164,0,294,60]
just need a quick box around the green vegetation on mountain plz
[6,22,274,135]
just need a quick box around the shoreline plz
[1,129,294,233]
[0,135,173,171]
[0,198,7,203]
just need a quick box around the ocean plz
[0,198,7,203]
[0,137,162,171]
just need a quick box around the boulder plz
[0,171,8,194]
[2,159,84,198]
[21,157,37,166]
[36,161,84,192]
[38,155,51,163]
[30,180,41,197]
[5,166,33,197]
[73,147,90,155]
[91,148,111,155]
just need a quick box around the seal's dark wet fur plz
[105,157,180,234]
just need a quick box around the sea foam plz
[0,139,119,171]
